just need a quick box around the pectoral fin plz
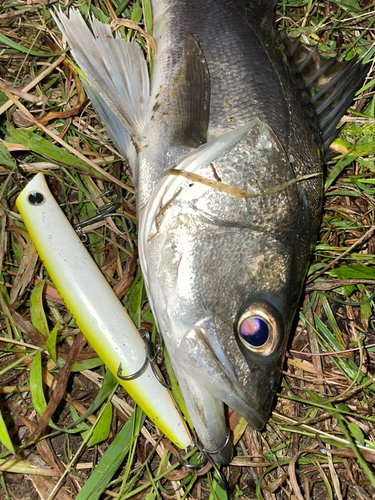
[170,33,210,148]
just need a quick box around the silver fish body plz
[53,0,366,464]
[139,0,321,462]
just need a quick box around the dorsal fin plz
[229,0,277,26]
[170,33,210,148]
[284,37,369,154]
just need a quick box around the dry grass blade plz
[8,226,39,304]
[4,92,135,193]
[28,333,87,443]
[112,19,157,58]
[307,223,375,283]
[288,453,305,500]
[27,475,74,500]
[0,55,66,116]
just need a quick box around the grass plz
[0,0,375,499]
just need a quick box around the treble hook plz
[13,168,28,189]
[74,190,133,242]
[177,430,230,489]
[117,329,171,389]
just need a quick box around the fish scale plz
[53,0,368,464]
[151,0,290,135]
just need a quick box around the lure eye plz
[236,301,282,356]
[28,191,45,205]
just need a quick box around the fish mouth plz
[175,318,282,463]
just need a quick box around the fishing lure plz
[16,173,192,450]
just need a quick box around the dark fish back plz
[154,0,295,147]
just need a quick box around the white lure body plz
[16,173,191,450]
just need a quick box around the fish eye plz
[240,317,269,347]
[236,301,283,356]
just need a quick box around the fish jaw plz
[179,319,284,428]
[177,373,234,464]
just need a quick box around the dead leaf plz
[164,469,190,481]
[244,426,266,477]
[101,243,119,278]
[13,311,96,361]
[27,475,74,500]
[112,19,156,58]
[288,456,305,500]
[228,410,247,445]
[34,279,64,304]
[326,447,375,463]
[18,416,60,473]
[9,226,39,304]
[261,473,288,493]
[29,332,87,442]
[113,247,138,299]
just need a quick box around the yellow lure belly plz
[16,173,192,450]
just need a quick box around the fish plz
[53,0,368,464]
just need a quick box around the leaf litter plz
[0,1,375,499]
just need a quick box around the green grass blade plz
[69,358,103,371]
[8,128,106,179]
[29,351,47,416]
[0,142,15,168]
[131,0,142,22]
[208,472,228,500]
[0,459,59,475]
[75,407,142,500]
[163,348,190,423]
[334,411,375,489]
[45,319,60,362]
[0,411,15,455]
[30,281,49,338]
[142,0,152,37]
[70,369,118,427]
[71,402,113,446]
[0,33,58,57]
[86,403,112,447]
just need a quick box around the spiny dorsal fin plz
[170,33,210,148]
[230,0,278,18]
[284,37,369,154]
[52,9,149,145]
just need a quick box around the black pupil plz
[240,317,269,347]
[28,192,44,205]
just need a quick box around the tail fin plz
[52,9,149,161]
[284,37,369,153]
[83,82,137,166]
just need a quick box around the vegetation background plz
[0,0,375,498]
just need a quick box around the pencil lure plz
[16,173,192,450]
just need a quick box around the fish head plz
[174,225,300,427]
[139,120,314,463]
